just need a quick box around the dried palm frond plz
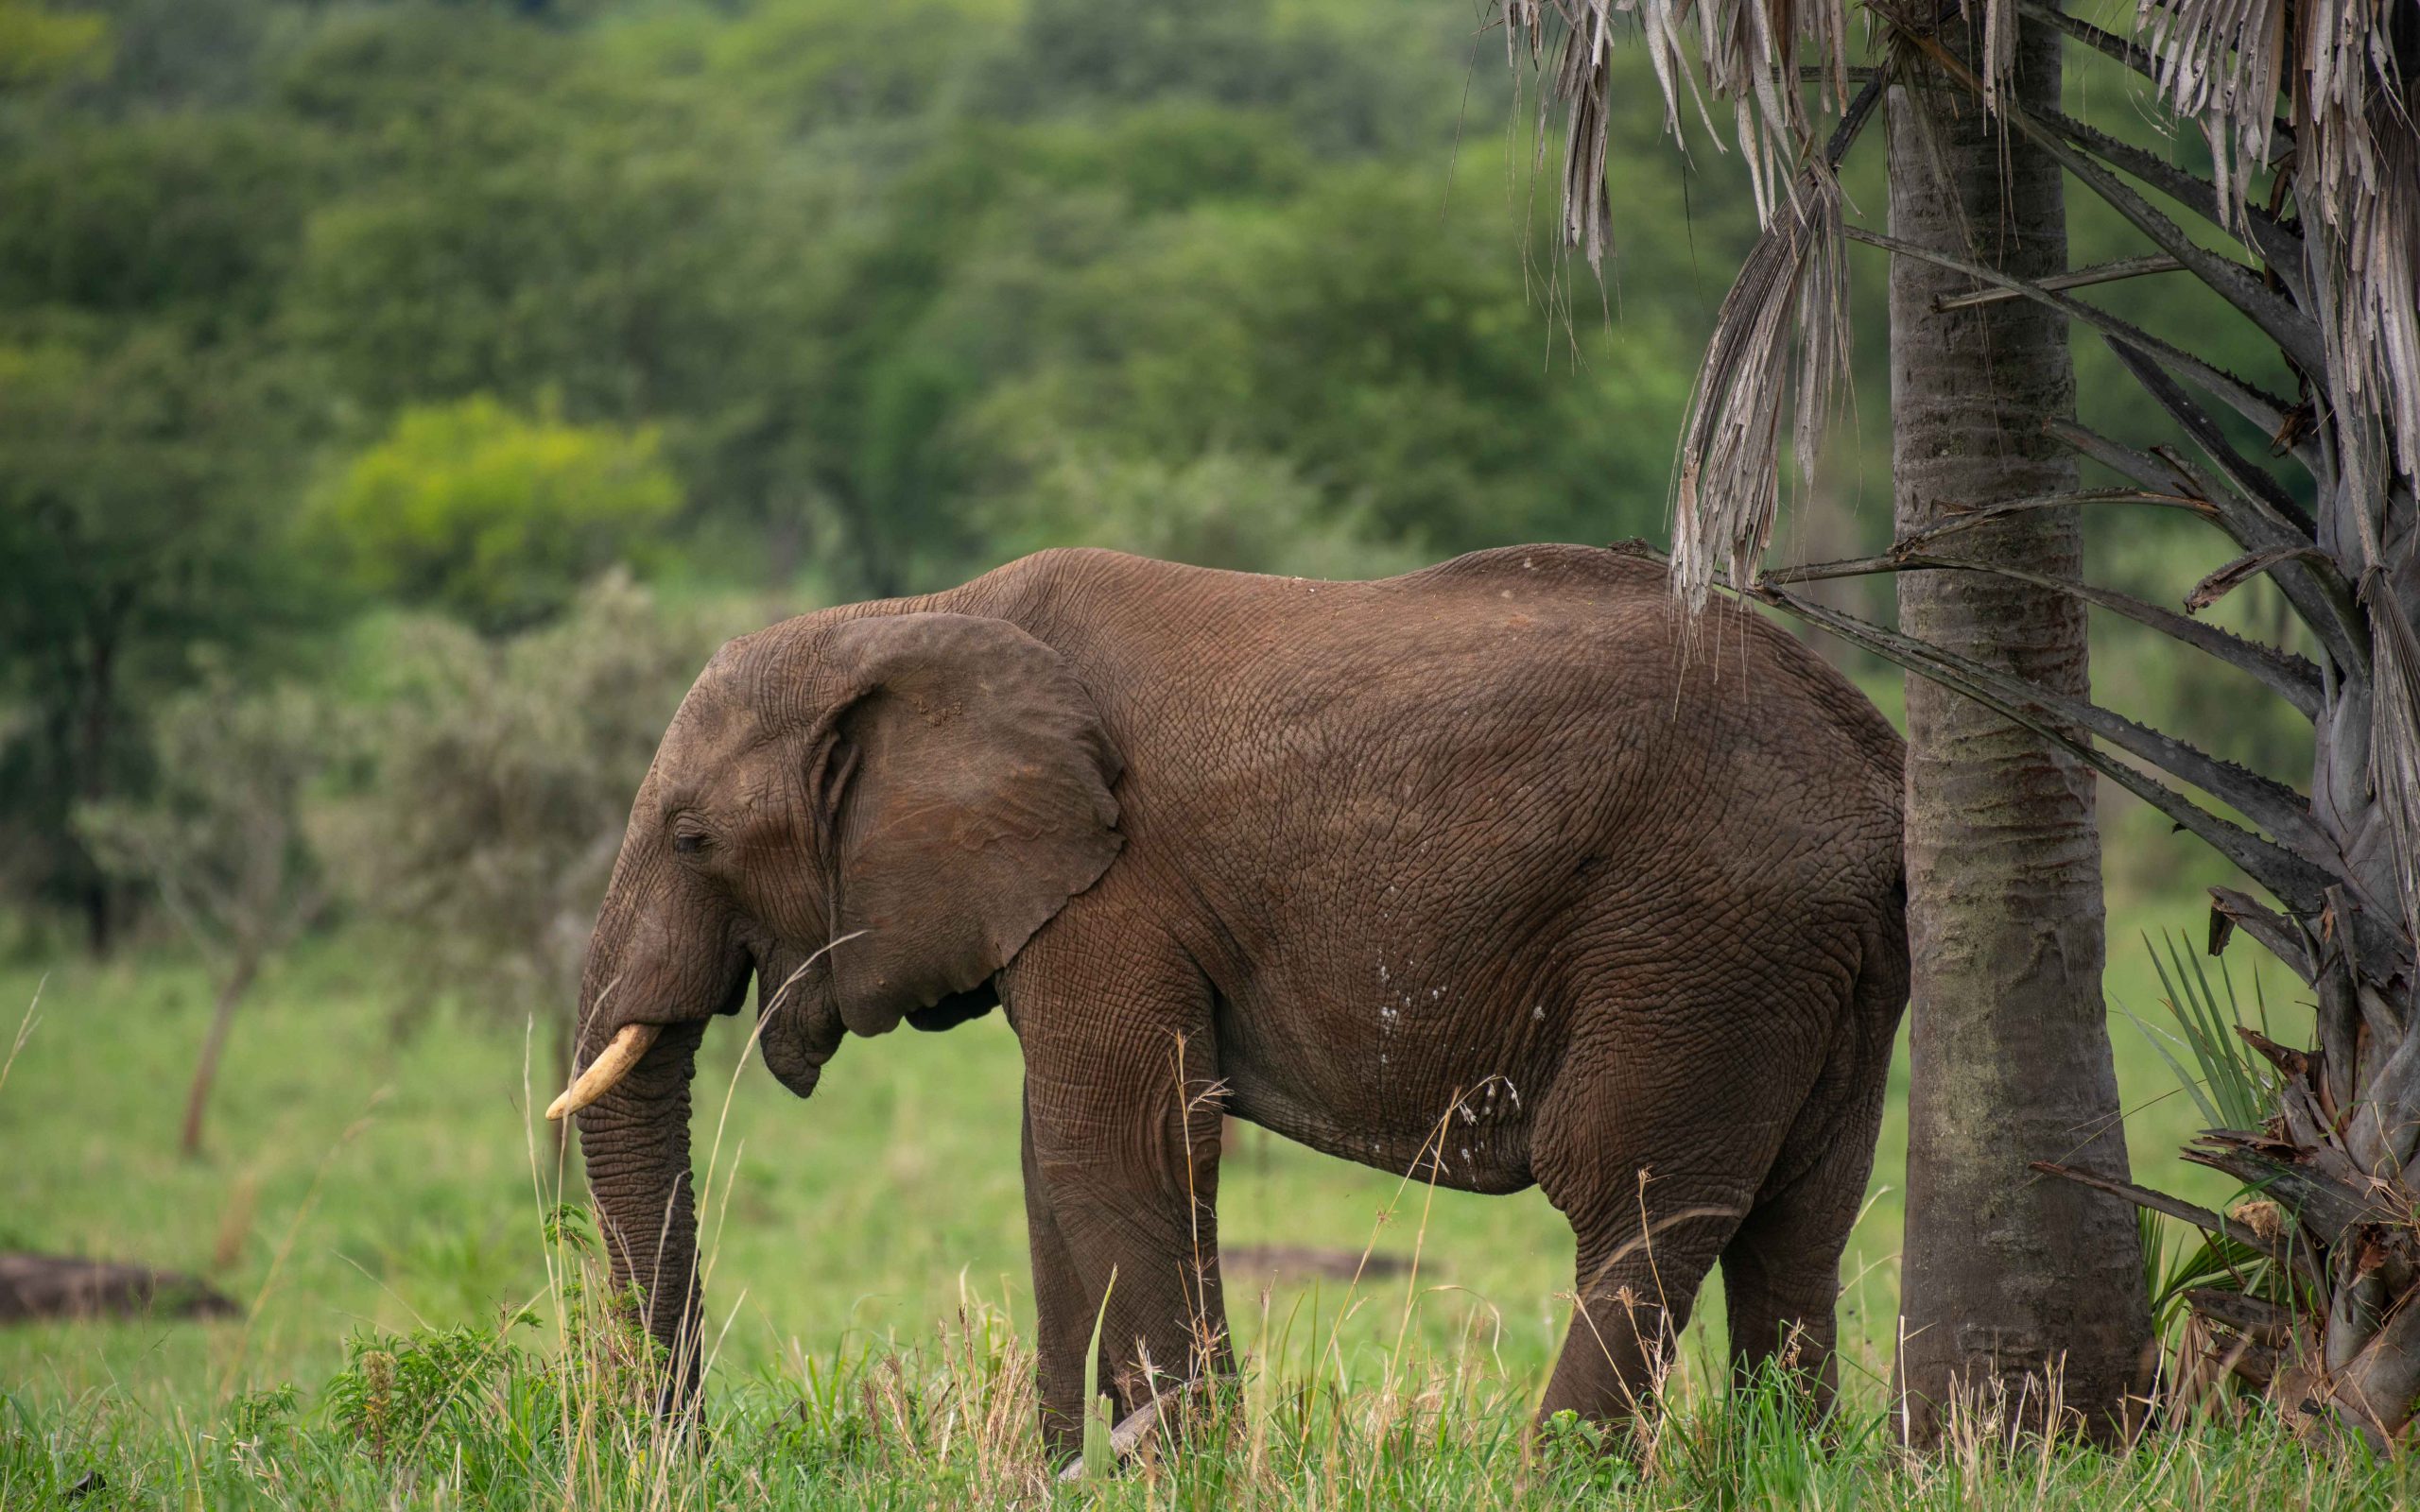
[1501,0,1858,250]
[1765,543,2326,715]
[2332,123,2420,471]
[1977,0,2024,107]
[2363,564,2420,951]
[2135,0,2292,221]
[1670,161,1849,608]
[1662,54,1885,610]
[1754,579,2339,907]
[1493,0,2420,1438]
[2135,0,2420,467]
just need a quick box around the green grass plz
[0,905,2371,1507]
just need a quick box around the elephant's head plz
[548,610,1122,1401]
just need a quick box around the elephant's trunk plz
[559,758,834,1413]
[575,1012,709,1409]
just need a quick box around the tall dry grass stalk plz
[0,977,41,1097]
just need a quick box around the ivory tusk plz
[545,1022,663,1121]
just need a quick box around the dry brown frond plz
[2361,562,2420,949]
[1498,2,1944,612]
[1670,160,1849,609]
[2332,123,2420,470]
[2137,0,2420,464]
[1501,0,1857,259]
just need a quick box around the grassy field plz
[1,903,2394,1508]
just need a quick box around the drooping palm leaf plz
[1841,227,2302,438]
[1766,546,2325,714]
[2135,0,2420,469]
[1753,579,2340,908]
[1670,159,1850,610]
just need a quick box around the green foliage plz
[0,9,336,943]
[44,0,1737,613]
[2121,936,2308,1356]
[2143,1211,2303,1360]
[952,162,1700,561]
[974,0,1454,153]
[606,0,1013,137]
[0,327,322,943]
[0,0,2318,947]
[0,0,110,87]
[316,398,679,633]
[2128,931,2276,1132]
[321,575,748,1021]
[0,112,318,326]
[322,1317,535,1468]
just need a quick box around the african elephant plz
[550,543,1907,1454]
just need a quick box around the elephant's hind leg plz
[1715,1091,1876,1414]
[1529,1012,1774,1435]
[1720,953,1899,1414]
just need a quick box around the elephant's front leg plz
[1016,997,1230,1462]
[1021,1095,1106,1461]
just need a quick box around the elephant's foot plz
[1052,1378,1218,1482]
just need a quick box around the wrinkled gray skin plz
[570,544,1906,1455]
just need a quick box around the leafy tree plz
[315,397,680,633]
[0,112,320,331]
[0,26,328,951]
[0,0,1779,942]
[959,162,1709,557]
[5,0,1749,617]
[975,0,1467,155]
[622,0,1010,137]
[76,671,336,1155]
[274,3,856,581]
[0,331,318,950]
[37,0,310,112]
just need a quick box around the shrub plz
[317,397,680,634]
[323,574,757,1032]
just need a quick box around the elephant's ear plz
[812,612,1122,1036]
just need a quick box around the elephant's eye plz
[672,830,710,857]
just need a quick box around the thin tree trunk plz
[78,618,120,956]
[1888,8,2150,1443]
[182,954,256,1157]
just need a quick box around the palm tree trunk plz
[1888,7,2150,1443]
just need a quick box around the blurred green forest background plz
[0,0,2341,1455]
[0,0,1785,959]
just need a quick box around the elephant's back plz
[1357,543,1900,894]
[1403,541,1905,837]
[986,542,1901,851]
[1002,541,1902,923]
